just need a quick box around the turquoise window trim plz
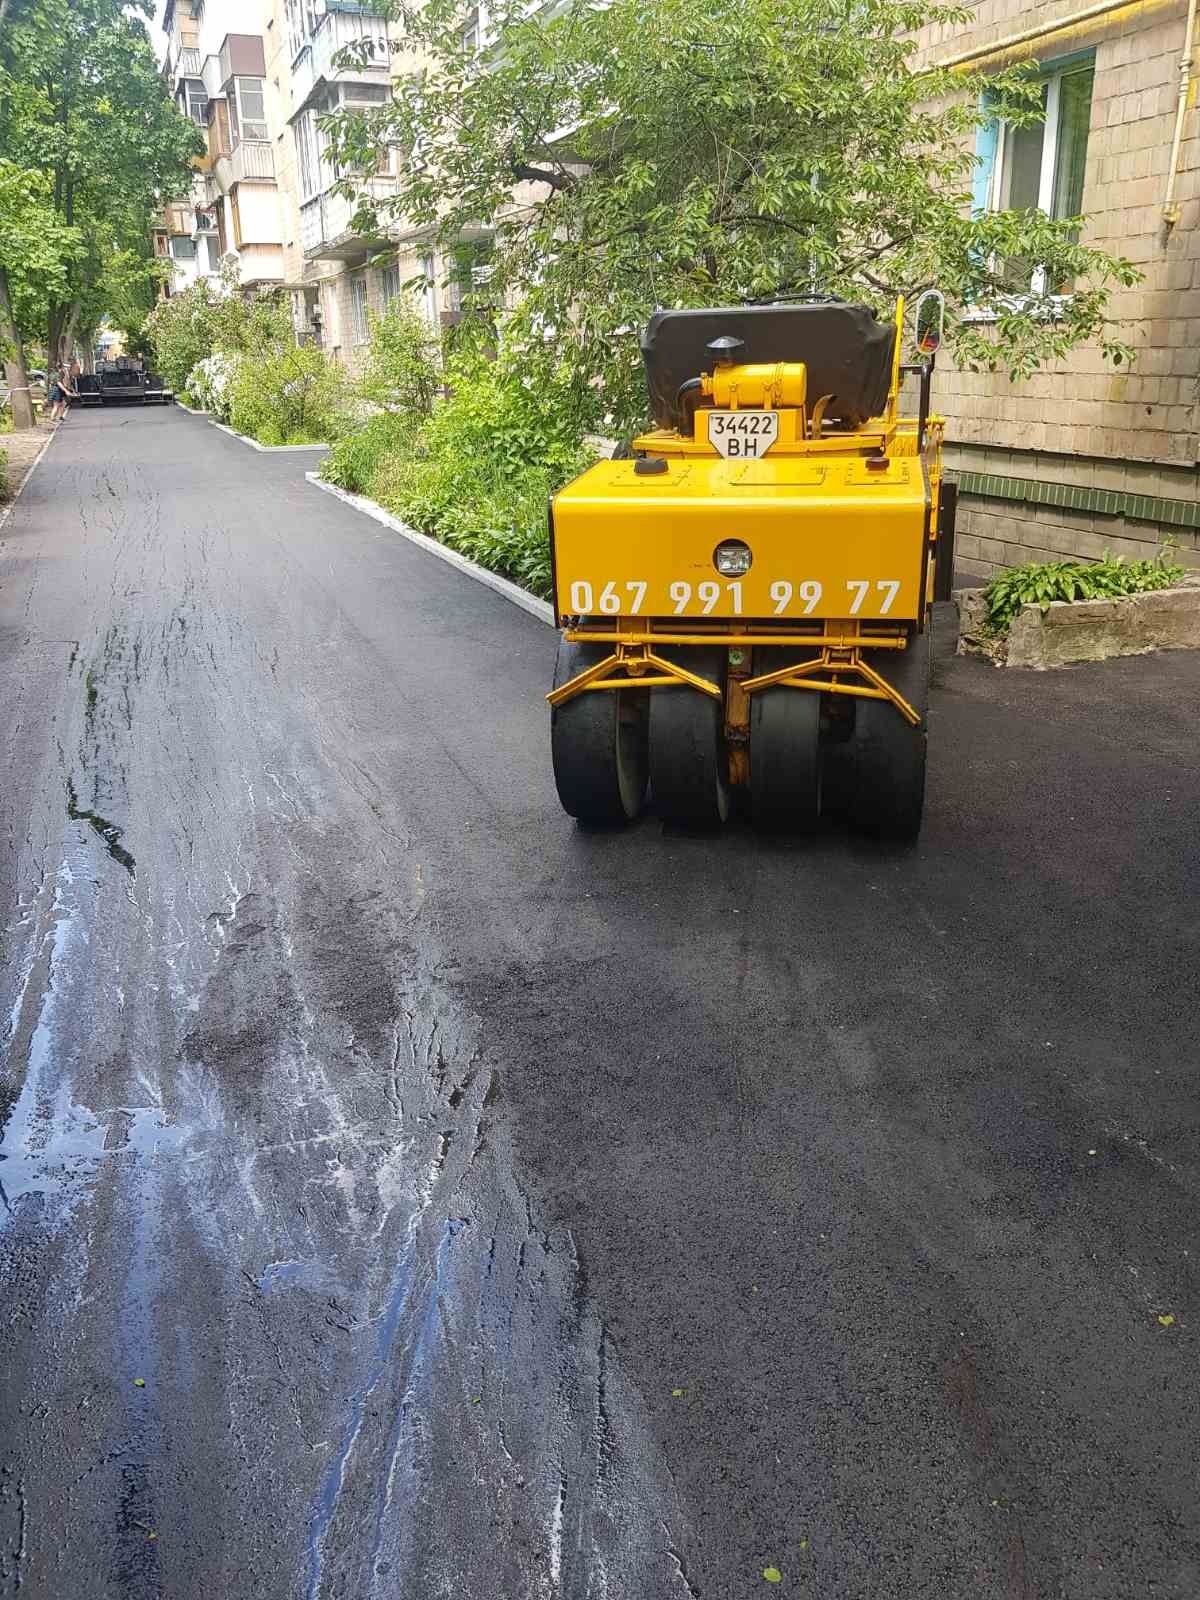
[972,108,999,217]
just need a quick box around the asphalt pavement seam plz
[305,472,556,627]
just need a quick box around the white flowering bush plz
[185,353,239,422]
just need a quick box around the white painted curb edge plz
[0,427,56,536]
[305,471,555,628]
[210,419,329,454]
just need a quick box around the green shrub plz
[983,552,1187,636]
[321,412,412,493]
[372,451,563,595]
[324,349,593,598]
[359,295,442,418]
[0,447,8,503]
[227,341,346,445]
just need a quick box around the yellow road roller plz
[547,293,954,837]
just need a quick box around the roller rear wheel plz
[648,648,729,828]
[849,630,930,840]
[750,652,822,832]
[551,639,648,825]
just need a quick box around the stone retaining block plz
[955,577,1200,669]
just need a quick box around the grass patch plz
[983,552,1187,636]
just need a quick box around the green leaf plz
[763,1567,783,1583]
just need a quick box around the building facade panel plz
[920,0,1200,577]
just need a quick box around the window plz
[185,79,208,126]
[202,235,220,273]
[380,261,401,304]
[978,57,1094,294]
[170,236,197,261]
[295,111,318,200]
[230,77,268,144]
[421,252,437,322]
[447,240,494,313]
[335,83,391,107]
[350,275,369,343]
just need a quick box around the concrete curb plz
[0,428,55,536]
[305,472,555,628]
[210,419,329,454]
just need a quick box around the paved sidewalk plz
[1,416,55,503]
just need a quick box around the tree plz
[0,161,78,427]
[0,0,202,424]
[326,0,1138,432]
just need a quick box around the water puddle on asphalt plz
[0,770,693,1596]
[0,848,182,1220]
[65,777,136,876]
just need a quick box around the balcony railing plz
[174,46,202,80]
[299,176,395,257]
[213,140,276,193]
[290,11,391,110]
[234,140,276,182]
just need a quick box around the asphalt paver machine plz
[547,293,954,837]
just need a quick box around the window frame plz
[231,77,268,145]
[185,79,209,127]
[420,252,437,323]
[350,274,369,344]
[294,110,318,201]
[971,52,1095,314]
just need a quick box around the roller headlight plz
[714,540,752,576]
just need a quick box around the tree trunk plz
[61,300,80,362]
[0,265,36,431]
[47,303,65,371]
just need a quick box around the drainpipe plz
[1163,0,1199,225]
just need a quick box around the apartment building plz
[917,0,1200,578]
[262,0,402,362]
[159,0,286,292]
[151,0,466,361]
[260,0,488,366]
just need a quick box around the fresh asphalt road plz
[1,405,1198,1600]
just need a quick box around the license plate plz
[707,410,779,459]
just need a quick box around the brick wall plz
[918,0,1200,573]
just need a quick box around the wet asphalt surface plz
[1,405,1199,1600]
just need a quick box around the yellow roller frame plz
[547,624,921,726]
[741,645,922,726]
[546,644,723,707]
